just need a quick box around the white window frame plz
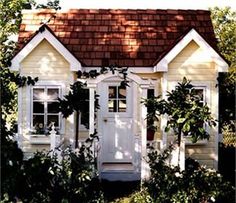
[27,81,66,137]
[31,86,61,132]
[169,81,211,145]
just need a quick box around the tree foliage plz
[210,7,236,130]
[36,0,61,10]
[143,77,216,145]
[144,146,234,203]
[210,7,236,65]
[0,0,61,200]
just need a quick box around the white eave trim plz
[10,26,82,71]
[154,28,229,73]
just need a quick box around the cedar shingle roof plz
[18,9,217,67]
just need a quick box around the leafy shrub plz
[6,132,104,203]
[112,188,153,203]
[144,146,235,203]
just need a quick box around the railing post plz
[50,123,57,151]
[140,85,149,180]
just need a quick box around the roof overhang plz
[154,28,229,73]
[10,25,82,71]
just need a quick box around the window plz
[191,86,205,106]
[187,85,208,144]
[108,86,127,112]
[32,86,61,134]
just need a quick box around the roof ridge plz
[22,8,210,14]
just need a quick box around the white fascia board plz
[154,28,229,72]
[10,27,82,71]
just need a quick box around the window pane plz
[33,102,44,113]
[118,100,126,112]
[118,86,126,98]
[109,86,116,99]
[33,115,44,128]
[147,89,155,98]
[47,115,59,127]
[194,89,204,101]
[33,89,44,100]
[48,89,59,100]
[108,100,116,112]
[48,102,59,113]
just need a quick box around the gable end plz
[154,28,228,73]
[11,25,82,71]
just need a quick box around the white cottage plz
[11,9,228,180]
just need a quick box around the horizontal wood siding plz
[167,40,218,169]
[20,39,75,154]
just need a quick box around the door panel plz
[103,117,133,162]
[100,81,134,163]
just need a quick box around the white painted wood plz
[26,81,66,135]
[100,81,134,163]
[161,73,168,148]
[140,85,149,180]
[10,25,81,71]
[17,87,23,148]
[50,123,57,150]
[29,135,50,144]
[89,87,95,135]
[83,71,151,86]
[154,28,228,72]
[83,67,154,73]
[213,74,219,170]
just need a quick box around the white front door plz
[99,81,134,163]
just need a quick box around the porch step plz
[100,162,140,181]
[101,162,134,172]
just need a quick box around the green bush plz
[2,132,104,203]
[144,146,235,203]
[112,189,153,203]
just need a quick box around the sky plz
[37,0,236,10]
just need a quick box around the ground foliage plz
[143,146,235,203]
[2,132,104,203]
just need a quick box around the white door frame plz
[83,71,153,178]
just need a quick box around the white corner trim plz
[10,26,82,71]
[154,28,229,72]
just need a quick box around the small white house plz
[11,9,228,181]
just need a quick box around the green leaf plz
[177,118,186,124]
[165,126,170,132]
[183,123,190,132]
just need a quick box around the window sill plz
[185,137,208,145]
[29,134,50,145]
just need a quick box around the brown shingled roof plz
[17,9,217,67]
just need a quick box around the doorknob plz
[103,118,108,122]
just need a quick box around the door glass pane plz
[118,86,126,98]
[48,89,59,100]
[108,100,116,112]
[48,102,59,113]
[118,100,126,112]
[33,102,44,113]
[109,86,117,99]
[33,89,44,100]
[47,115,59,127]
